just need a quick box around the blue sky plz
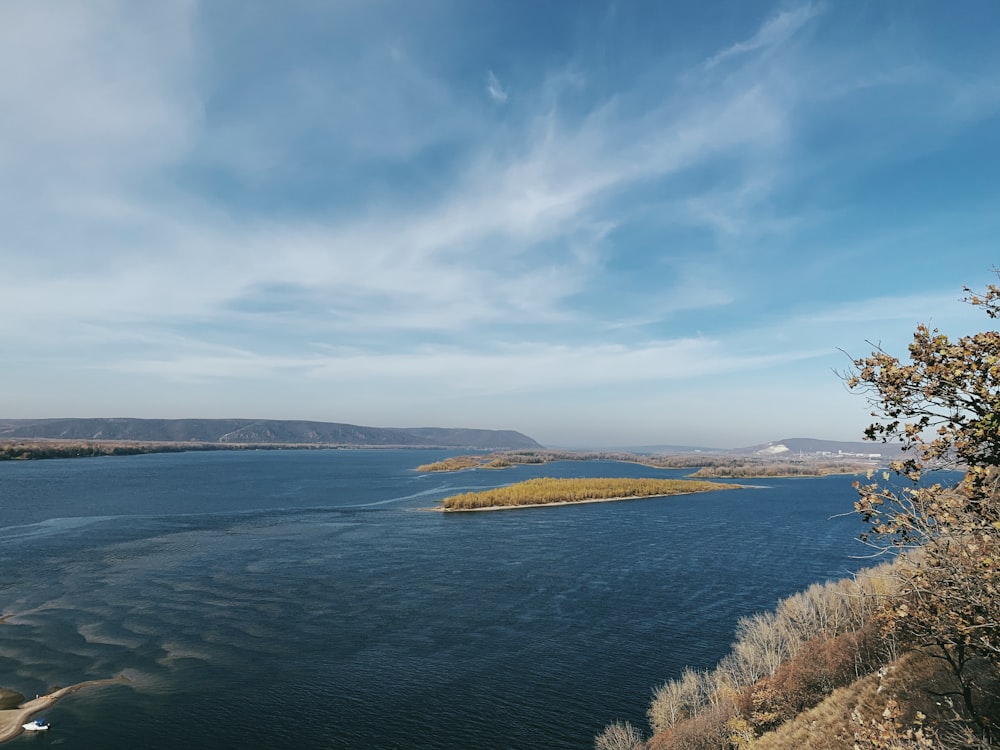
[2,1,999,448]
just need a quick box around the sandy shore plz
[0,676,129,743]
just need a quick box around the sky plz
[2,1,999,449]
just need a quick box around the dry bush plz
[751,667,885,750]
[743,627,880,735]
[646,700,736,750]
[776,566,897,643]
[645,564,903,748]
[594,720,646,750]
[851,698,942,749]
[648,668,714,733]
[752,650,999,750]
[718,567,899,695]
[725,611,795,689]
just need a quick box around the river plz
[0,449,870,748]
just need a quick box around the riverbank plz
[0,676,129,743]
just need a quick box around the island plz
[436,477,740,511]
[0,676,129,743]
[416,449,877,478]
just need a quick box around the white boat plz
[22,718,49,731]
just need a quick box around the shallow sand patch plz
[0,676,129,743]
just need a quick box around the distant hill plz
[732,437,904,458]
[572,438,903,457]
[0,418,543,451]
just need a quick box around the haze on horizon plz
[2,1,998,450]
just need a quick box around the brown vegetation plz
[414,454,526,471]
[687,462,871,478]
[640,566,899,749]
[414,455,489,472]
[0,439,356,461]
[753,648,1000,750]
[0,440,201,460]
[440,477,738,510]
[595,567,910,748]
[417,450,570,471]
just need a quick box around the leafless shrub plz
[594,720,645,750]
[648,668,712,733]
[647,701,736,750]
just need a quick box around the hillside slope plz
[734,437,903,457]
[0,418,543,450]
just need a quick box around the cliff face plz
[0,418,544,450]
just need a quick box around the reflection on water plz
[0,450,870,748]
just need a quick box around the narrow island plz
[415,455,513,472]
[436,477,740,511]
[416,450,876,477]
[0,676,130,743]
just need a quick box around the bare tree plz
[648,668,709,733]
[594,720,645,750]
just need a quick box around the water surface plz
[0,450,870,748]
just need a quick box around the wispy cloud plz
[2,1,998,444]
[486,70,508,103]
[112,335,828,394]
[703,2,823,70]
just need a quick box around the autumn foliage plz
[846,279,1000,738]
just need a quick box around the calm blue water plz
[0,450,871,748]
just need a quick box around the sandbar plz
[0,676,129,743]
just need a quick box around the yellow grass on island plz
[416,455,495,472]
[685,463,873,479]
[0,676,130,744]
[437,477,741,511]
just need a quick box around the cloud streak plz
[486,70,508,103]
[703,3,823,70]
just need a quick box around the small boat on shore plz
[22,718,49,732]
